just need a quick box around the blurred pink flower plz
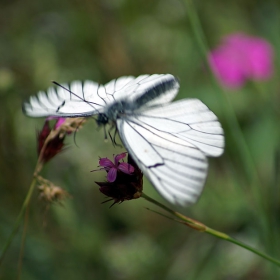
[208,33,274,89]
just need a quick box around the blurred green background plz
[1,0,280,279]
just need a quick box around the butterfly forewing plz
[23,74,176,117]
[112,74,179,108]
[24,81,103,117]
[103,76,135,97]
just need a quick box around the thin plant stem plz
[1,119,78,270]
[141,192,280,267]
[0,126,56,266]
[184,0,262,189]
[17,203,30,280]
[184,0,272,252]
[0,177,37,266]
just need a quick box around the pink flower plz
[96,153,135,182]
[95,154,143,206]
[54,118,66,129]
[208,33,274,89]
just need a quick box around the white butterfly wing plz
[23,80,105,117]
[23,74,178,117]
[112,74,179,107]
[135,99,224,157]
[117,99,224,206]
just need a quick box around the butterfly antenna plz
[73,129,79,147]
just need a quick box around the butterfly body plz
[103,100,130,122]
[23,74,224,206]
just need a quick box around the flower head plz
[98,152,135,182]
[37,119,65,164]
[37,117,86,165]
[38,185,70,203]
[94,153,142,206]
[208,33,274,89]
[37,176,70,204]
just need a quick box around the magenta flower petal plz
[208,48,246,88]
[118,162,135,174]
[46,117,67,130]
[114,153,127,165]
[95,153,137,183]
[208,32,274,89]
[55,118,66,130]
[246,39,273,79]
[107,167,117,182]
[225,34,274,79]
[99,158,115,168]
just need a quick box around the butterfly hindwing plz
[117,99,224,205]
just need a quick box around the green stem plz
[141,193,206,231]
[17,202,30,280]
[141,192,280,267]
[0,125,61,267]
[184,0,262,196]
[0,177,37,266]
[184,0,272,251]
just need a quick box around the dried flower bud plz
[37,176,70,204]
[37,120,65,164]
[47,117,87,137]
[94,153,143,206]
[37,117,86,164]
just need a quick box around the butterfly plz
[23,74,224,206]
